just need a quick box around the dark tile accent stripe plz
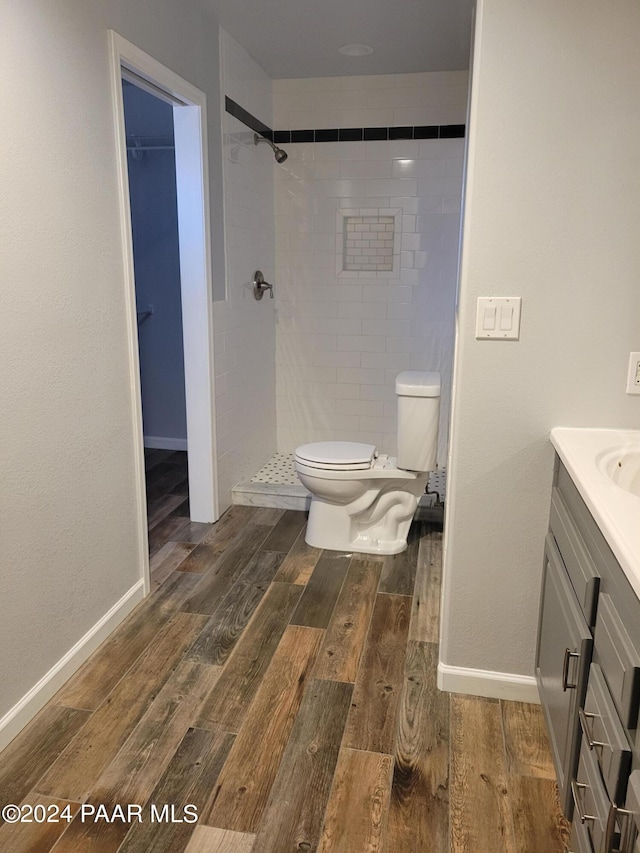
[291,129,314,143]
[389,126,413,140]
[414,125,439,139]
[363,127,388,141]
[439,124,466,139]
[224,95,466,144]
[310,124,464,142]
[315,128,340,142]
[225,96,273,141]
[339,127,364,141]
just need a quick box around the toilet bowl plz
[294,371,440,555]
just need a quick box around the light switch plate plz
[475,297,522,340]
[626,352,640,395]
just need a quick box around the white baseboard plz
[144,436,188,451]
[0,580,146,752]
[437,661,540,704]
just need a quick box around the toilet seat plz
[295,457,417,482]
[294,441,377,471]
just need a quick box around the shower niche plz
[336,208,402,278]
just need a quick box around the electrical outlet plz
[626,352,640,395]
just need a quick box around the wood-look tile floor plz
[0,459,569,852]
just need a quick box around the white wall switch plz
[626,352,640,395]
[475,297,522,340]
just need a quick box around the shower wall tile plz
[336,398,385,418]
[215,30,276,510]
[273,71,467,462]
[360,384,397,402]
[337,334,387,352]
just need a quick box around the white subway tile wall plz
[214,30,277,510]
[273,71,467,463]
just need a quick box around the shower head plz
[254,133,288,164]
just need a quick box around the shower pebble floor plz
[251,452,298,486]
[231,452,446,510]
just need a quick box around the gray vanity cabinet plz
[536,532,593,815]
[540,457,640,853]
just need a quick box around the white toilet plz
[294,371,440,555]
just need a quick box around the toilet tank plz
[395,371,440,472]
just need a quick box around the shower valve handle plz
[253,270,274,300]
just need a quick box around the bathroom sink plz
[599,447,640,498]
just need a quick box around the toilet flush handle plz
[253,270,274,300]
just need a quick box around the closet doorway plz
[122,79,191,538]
[110,32,218,594]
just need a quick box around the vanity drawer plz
[594,594,640,730]
[574,741,619,853]
[556,464,620,582]
[567,817,595,853]
[550,487,600,626]
[624,771,640,853]
[580,663,631,804]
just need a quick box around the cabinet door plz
[536,534,592,816]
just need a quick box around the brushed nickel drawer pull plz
[578,707,607,751]
[604,802,633,853]
[570,780,597,825]
[562,648,581,691]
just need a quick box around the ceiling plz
[202,0,474,78]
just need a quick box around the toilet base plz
[304,477,426,555]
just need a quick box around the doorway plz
[122,80,190,535]
[123,82,187,455]
[109,32,218,594]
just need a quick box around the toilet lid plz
[294,441,377,471]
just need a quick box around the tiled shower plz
[217,31,467,510]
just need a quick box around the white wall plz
[273,73,467,463]
[441,0,640,696]
[0,0,225,739]
[215,29,277,508]
[274,71,468,131]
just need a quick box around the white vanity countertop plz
[551,427,640,598]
